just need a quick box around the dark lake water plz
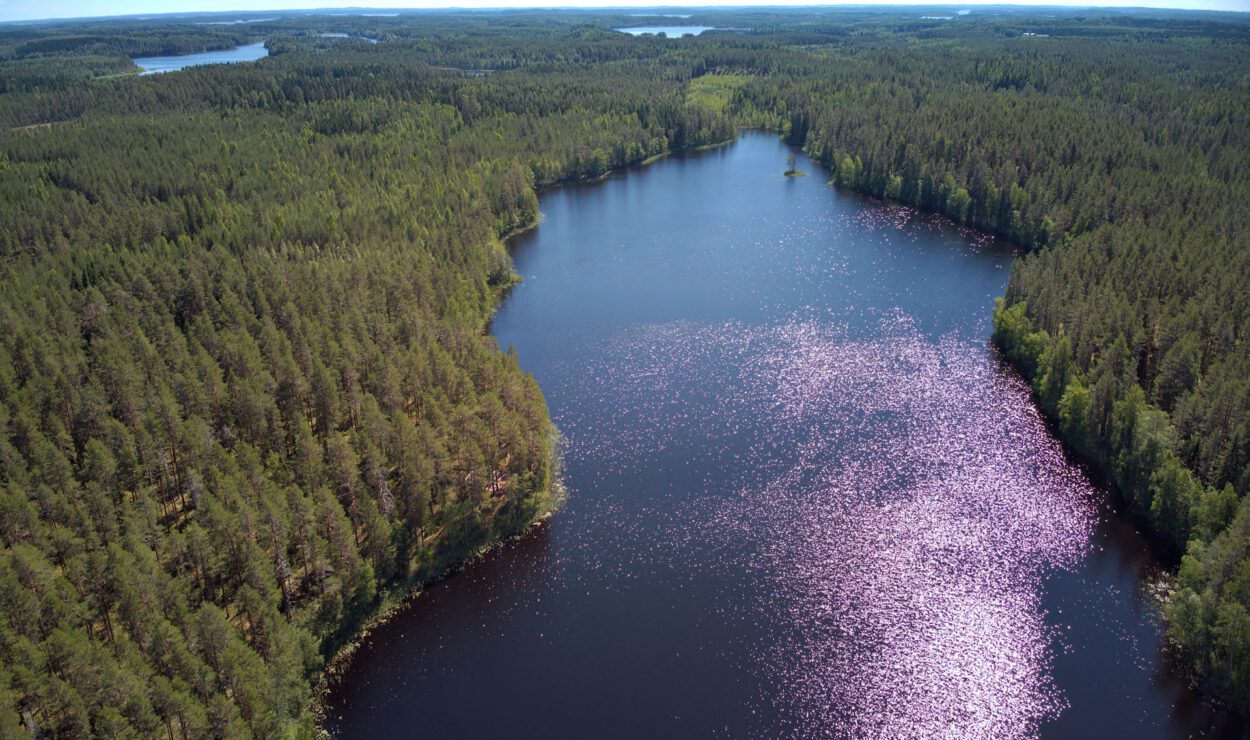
[324,132,1244,738]
[132,41,268,75]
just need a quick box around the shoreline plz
[311,134,739,734]
[311,495,563,735]
[311,128,1243,735]
[313,427,566,734]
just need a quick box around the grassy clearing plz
[686,74,749,113]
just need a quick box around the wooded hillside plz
[0,20,731,736]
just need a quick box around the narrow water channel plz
[324,132,1243,738]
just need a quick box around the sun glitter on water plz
[555,313,1099,738]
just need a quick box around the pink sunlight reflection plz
[562,313,1098,736]
[727,316,1096,736]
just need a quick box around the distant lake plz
[618,26,717,37]
[195,18,275,25]
[132,42,268,75]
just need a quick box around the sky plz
[2,0,1246,24]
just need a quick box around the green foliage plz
[1168,495,1250,713]
[992,299,1047,377]
[686,74,748,114]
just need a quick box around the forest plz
[0,6,1247,736]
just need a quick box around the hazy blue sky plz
[3,0,1246,24]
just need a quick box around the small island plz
[784,152,805,176]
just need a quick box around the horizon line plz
[4,2,1247,25]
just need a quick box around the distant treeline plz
[0,8,1247,736]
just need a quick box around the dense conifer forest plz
[0,7,1246,736]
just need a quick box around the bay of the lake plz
[132,41,267,75]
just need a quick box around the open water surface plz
[325,132,1244,738]
[132,41,268,74]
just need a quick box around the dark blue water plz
[132,42,268,75]
[324,132,1243,738]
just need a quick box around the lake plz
[617,26,717,36]
[132,41,268,75]
[323,132,1243,738]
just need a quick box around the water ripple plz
[554,315,1097,737]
